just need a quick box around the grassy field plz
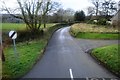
[2,23,26,30]
[2,23,56,31]
[70,23,119,39]
[91,44,120,76]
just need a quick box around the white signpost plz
[9,30,18,58]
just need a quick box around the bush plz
[87,20,94,24]
[97,18,107,25]
[17,29,44,42]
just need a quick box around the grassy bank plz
[3,40,46,78]
[74,32,119,40]
[91,44,120,77]
[2,23,68,79]
[70,23,119,39]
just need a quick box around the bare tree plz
[91,0,101,16]
[41,0,60,28]
[87,6,95,16]
[53,8,65,23]
[1,0,60,32]
[63,8,75,22]
[101,0,117,16]
[52,8,74,23]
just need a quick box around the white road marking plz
[69,68,74,80]
[86,77,89,80]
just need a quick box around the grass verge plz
[2,23,68,79]
[3,40,47,78]
[91,44,120,77]
[70,23,119,39]
[74,32,119,40]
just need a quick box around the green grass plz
[75,32,119,40]
[2,23,26,30]
[2,23,56,31]
[91,44,120,76]
[70,23,119,39]
[3,40,47,78]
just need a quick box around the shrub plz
[17,29,44,42]
[87,20,94,24]
[97,18,107,25]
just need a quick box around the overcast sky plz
[60,0,119,9]
[0,0,119,14]
[59,0,93,10]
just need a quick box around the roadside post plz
[9,30,18,60]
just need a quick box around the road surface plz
[23,27,118,78]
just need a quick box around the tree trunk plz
[0,45,5,62]
[2,50,5,62]
[44,23,46,28]
[43,15,46,28]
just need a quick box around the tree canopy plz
[74,10,86,22]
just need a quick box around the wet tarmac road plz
[23,27,118,78]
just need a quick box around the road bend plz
[23,27,118,78]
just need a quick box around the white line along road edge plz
[69,68,74,80]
